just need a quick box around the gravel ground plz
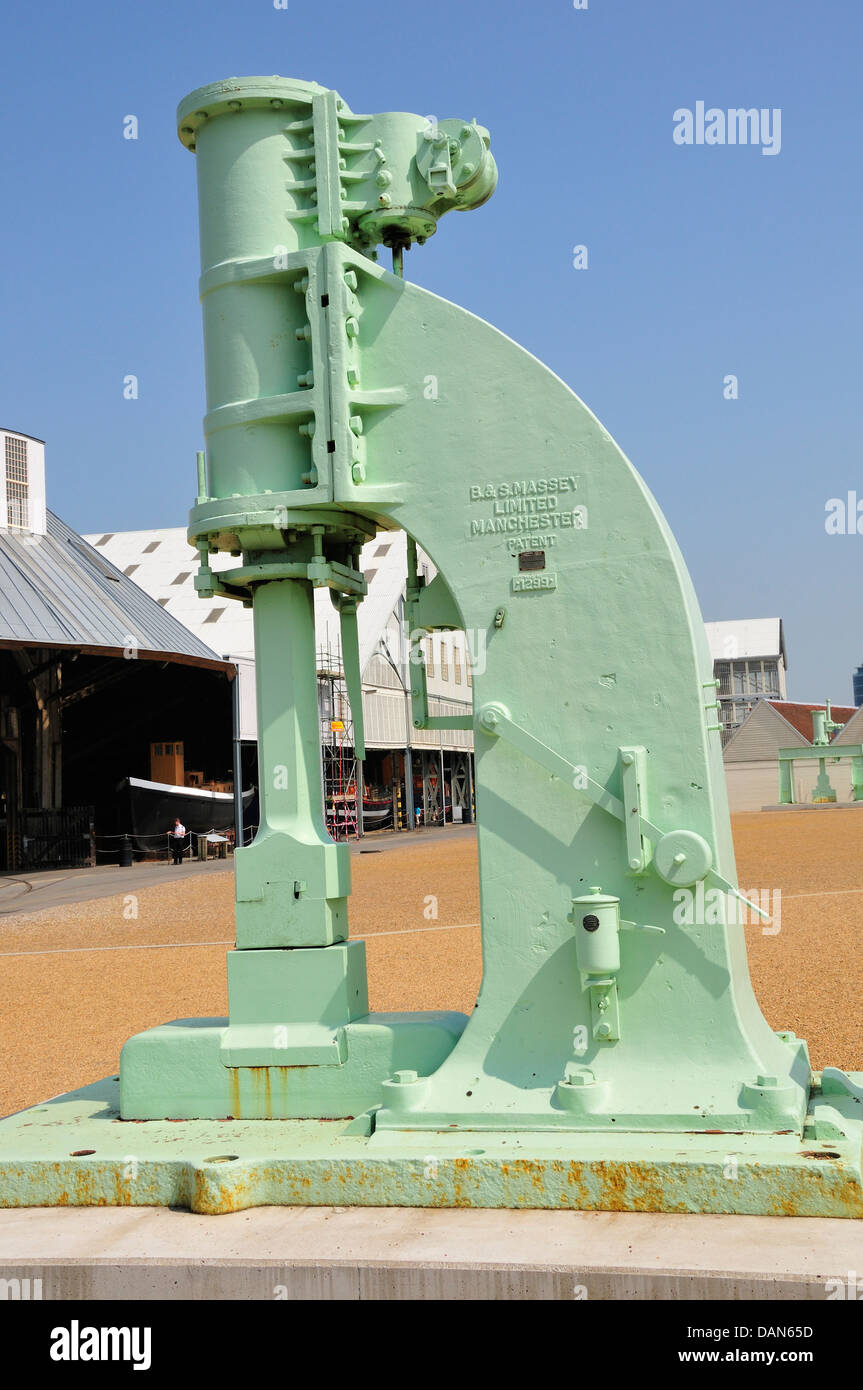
[1,811,860,1116]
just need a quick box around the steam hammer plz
[3,76,862,1216]
[118,76,863,1198]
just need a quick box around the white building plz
[704,618,787,744]
[2,428,47,536]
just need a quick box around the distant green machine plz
[778,701,863,805]
[2,76,863,1215]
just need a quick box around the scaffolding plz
[317,639,358,841]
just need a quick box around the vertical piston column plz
[233,578,350,949]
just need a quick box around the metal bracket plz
[619,745,650,874]
[586,979,620,1043]
[417,128,456,197]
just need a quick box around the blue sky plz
[1,0,860,698]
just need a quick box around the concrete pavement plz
[0,858,233,918]
[0,824,476,918]
[0,1205,858,1299]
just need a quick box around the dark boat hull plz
[116,777,255,855]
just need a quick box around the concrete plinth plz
[0,1205,861,1300]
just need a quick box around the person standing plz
[169,817,186,865]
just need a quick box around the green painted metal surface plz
[3,75,863,1215]
[2,1075,863,1216]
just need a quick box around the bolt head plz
[565,1069,595,1088]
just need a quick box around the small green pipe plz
[196,450,208,504]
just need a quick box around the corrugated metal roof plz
[0,511,223,665]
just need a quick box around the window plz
[143,541,160,553]
[5,435,29,528]
[157,597,169,607]
[454,645,462,684]
[363,568,377,585]
[123,564,139,576]
[172,572,191,585]
[95,534,114,546]
[426,637,434,678]
[375,543,391,557]
[440,640,449,681]
[204,607,225,623]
